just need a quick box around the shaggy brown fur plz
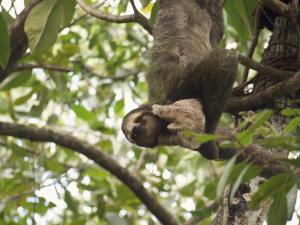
[122,0,237,159]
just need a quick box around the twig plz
[241,5,262,84]
[221,186,230,225]
[133,149,146,174]
[63,1,106,30]
[13,64,73,73]
[238,54,294,81]
[76,0,152,34]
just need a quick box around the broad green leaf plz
[139,0,151,8]
[118,0,129,13]
[86,166,109,182]
[251,110,273,129]
[114,99,125,115]
[281,108,300,117]
[217,156,237,199]
[251,173,291,209]
[267,193,288,225]
[150,2,159,25]
[65,190,79,215]
[229,166,249,201]
[236,130,254,146]
[203,181,217,200]
[258,136,300,151]
[1,8,14,27]
[284,117,300,132]
[234,0,252,35]
[14,89,35,105]
[286,185,297,220]
[229,163,262,183]
[0,72,31,91]
[72,104,106,130]
[183,131,217,145]
[225,0,257,38]
[72,104,97,123]
[237,110,273,146]
[24,0,76,53]
[0,13,10,68]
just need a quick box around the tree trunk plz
[212,14,299,225]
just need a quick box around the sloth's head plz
[122,105,165,148]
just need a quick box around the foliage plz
[0,0,299,225]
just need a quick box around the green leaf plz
[0,12,10,68]
[1,8,14,27]
[183,131,217,145]
[24,0,76,53]
[281,108,300,117]
[251,173,291,209]
[229,166,249,201]
[267,193,288,225]
[217,156,237,199]
[252,110,273,129]
[114,99,124,115]
[139,0,151,8]
[150,2,159,25]
[72,104,97,123]
[237,110,273,146]
[14,89,35,105]
[286,185,297,220]
[284,117,300,132]
[203,181,217,200]
[234,0,255,34]
[0,72,31,91]
[258,136,300,151]
[65,190,79,215]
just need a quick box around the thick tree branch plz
[0,122,179,225]
[226,70,300,113]
[76,0,153,34]
[262,0,292,19]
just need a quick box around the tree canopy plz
[0,0,299,225]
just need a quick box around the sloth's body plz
[122,0,238,159]
[147,0,223,104]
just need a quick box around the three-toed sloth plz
[122,0,238,159]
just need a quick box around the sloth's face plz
[122,109,163,148]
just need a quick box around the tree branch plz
[0,122,179,225]
[238,54,294,81]
[262,0,292,19]
[76,0,153,34]
[241,6,262,84]
[0,0,42,82]
[226,70,300,113]
[12,64,74,73]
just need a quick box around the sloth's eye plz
[132,126,142,136]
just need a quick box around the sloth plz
[122,99,206,149]
[122,0,238,159]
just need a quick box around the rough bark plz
[213,14,299,225]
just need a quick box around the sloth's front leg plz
[152,99,206,149]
